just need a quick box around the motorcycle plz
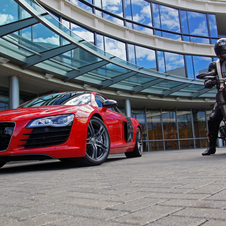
[196,60,226,141]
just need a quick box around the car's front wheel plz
[125,127,143,158]
[82,116,110,166]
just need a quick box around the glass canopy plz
[0,0,216,99]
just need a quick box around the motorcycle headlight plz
[26,114,74,128]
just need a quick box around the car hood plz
[0,105,94,122]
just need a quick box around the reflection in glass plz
[152,3,160,29]
[133,25,153,35]
[177,111,193,149]
[155,30,162,37]
[124,0,132,20]
[104,37,126,60]
[208,14,218,38]
[185,55,195,79]
[135,46,156,70]
[71,23,94,43]
[183,35,190,42]
[69,0,92,12]
[103,13,124,26]
[193,110,208,148]
[193,56,212,76]
[157,51,165,73]
[180,10,189,34]
[33,23,60,50]
[162,111,178,150]
[165,52,186,77]
[131,0,152,26]
[160,5,180,33]
[127,44,136,64]
[190,37,209,44]
[126,21,133,28]
[96,34,104,50]
[188,11,208,37]
[162,32,181,40]
[0,0,19,25]
[147,110,163,151]
[102,0,123,17]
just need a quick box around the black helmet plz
[214,38,226,59]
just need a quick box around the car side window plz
[95,95,104,107]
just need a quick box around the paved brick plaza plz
[1,148,226,225]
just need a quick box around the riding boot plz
[202,135,216,156]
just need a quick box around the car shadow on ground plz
[0,155,127,174]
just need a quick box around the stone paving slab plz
[1,148,226,225]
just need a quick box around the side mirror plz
[102,99,118,108]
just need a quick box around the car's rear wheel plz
[125,127,143,158]
[82,116,110,166]
[0,161,6,168]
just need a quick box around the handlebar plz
[196,69,216,79]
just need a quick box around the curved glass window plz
[165,52,186,77]
[131,0,152,26]
[135,46,156,70]
[69,0,92,12]
[193,56,212,76]
[159,5,180,33]
[187,12,208,37]
[68,0,219,44]
[102,0,123,17]
[104,37,126,60]
[71,22,94,43]
[41,5,217,79]
[208,14,218,38]
[152,3,161,29]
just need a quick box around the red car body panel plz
[0,91,141,161]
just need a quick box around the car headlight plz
[26,114,75,128]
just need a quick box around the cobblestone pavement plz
[1,148,226,226]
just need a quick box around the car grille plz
[0,122,15,151]
[20,126,72,149]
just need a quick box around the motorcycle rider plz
[202,38,226,156]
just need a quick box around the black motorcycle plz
[196,60,226,141]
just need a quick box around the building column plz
[124,99,131,117]
[9,76,20,109]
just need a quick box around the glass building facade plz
[51,0,220,80]
[0,0,225,152]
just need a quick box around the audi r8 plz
[0,91,143,168]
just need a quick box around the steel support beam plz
[0,17,39,37]
[64,60,109,82]
[100,71,137,89]
[162,83,190,97]
[132,78,165,94]
[191,88,210,99]
[22,43,77,69]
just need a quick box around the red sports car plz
[0,91,143,168]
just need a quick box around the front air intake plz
[0,122,15,151]
[20,126,72,149]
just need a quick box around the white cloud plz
[165,53,184,70]
[102,0,122,9]
[73,31,94,42]
[0,13,14,25]
[191,21,208,36]
[160,6,180,31]
[105,38,126,60]
[33,35,60,46]
[136,46,155,62]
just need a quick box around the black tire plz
[81,116,110,166]
[125,127,143,158]
[0,161,6,168]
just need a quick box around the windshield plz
[19,92,91,108]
